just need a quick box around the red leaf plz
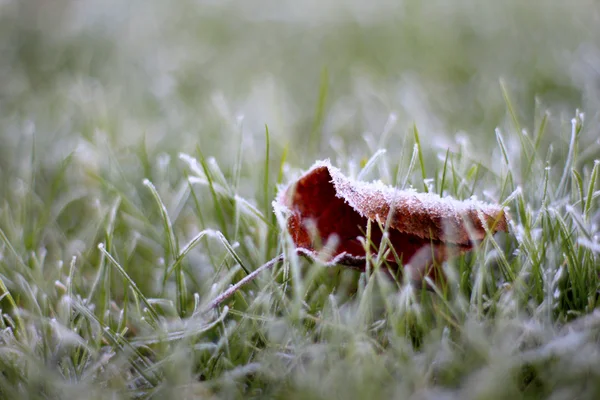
[275,160,509,283]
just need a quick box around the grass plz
[1,0,600,399]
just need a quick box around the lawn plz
[0,0,599,399]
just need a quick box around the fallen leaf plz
[274,160,509,284]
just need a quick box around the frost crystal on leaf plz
[275,160,509,283]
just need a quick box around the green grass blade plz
[264,124,271,218]
[402,144,419,190]
[584,160,599,221]
[357,149,387,181]
[572,169,585,212]
[500,79,522,133]
[439,148,450,196]
[163,229,211,285]
[558,116,581,195]
[196,146,230,238]
[524,111,549,179]
[143,178,179,262]
[413,124,428,192]
[213,231,252,277]
[98,243,160,323]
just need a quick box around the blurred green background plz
[2,0,599,165]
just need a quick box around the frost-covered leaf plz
[275,160,509,282]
